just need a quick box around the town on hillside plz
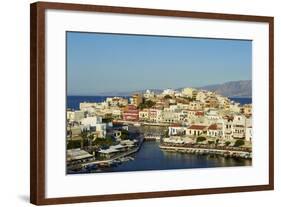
[66,87,252,173]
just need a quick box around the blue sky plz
[67,32,252,96]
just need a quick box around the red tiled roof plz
[171,123,181,127]
[208,124,218,130]
[195,111,204,116]
[188,125,207,130]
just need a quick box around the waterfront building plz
[162,136,185,144]
[139,109,149,121]
[99,147,119,159]
[222,115,234,140]
[80,116,107,138]
[232,114,246,139]
[168,124,188,136]
[67,148,94,162]
[122,105,139,121]
[155,109,164,123]
[233,124,246,139]
[207,124,223,138]
[120,139,137,147]
[148,108,158,122]
[120,139,138,148]
[187,125,208,136]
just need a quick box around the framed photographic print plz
[30,1,274,205]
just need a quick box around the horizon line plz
[67,79,252,97]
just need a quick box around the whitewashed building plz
[168,124,188,136]
[207,124,223,138]
[67,110,85,122]
[187,125,207,136]
[81,116,106,138]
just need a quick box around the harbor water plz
[85,141,251,173]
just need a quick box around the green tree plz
[102,117,113,123]
[67,140,81,149]
[145,100,156,108]
[164,130,169,138]
[164,95,172,99]
[196,137,206,143]
[92,136,115,148]
[120,129,129,140]
[81,130,89,148]
[208,140,214,145]
[138,100,156,109]
[234,140,245,147]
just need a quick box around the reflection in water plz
[94,141,252,173]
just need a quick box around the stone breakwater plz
[159,145,252,159]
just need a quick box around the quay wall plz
[159,145,252,159]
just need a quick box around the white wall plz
[0,0,280,206]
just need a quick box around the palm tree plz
[81,130,88,149]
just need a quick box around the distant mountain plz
[96,80,252,98]
[97,89,163,96]
[198,80,252,98]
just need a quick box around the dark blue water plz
[67,96,252,110]
[229,97,252,105]
[90,141,251,173]
[67,95,129,110]
[67,96,108,110]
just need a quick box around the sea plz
[67,96,252,110]
[229,97,252,105]
[67,96,129,110]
